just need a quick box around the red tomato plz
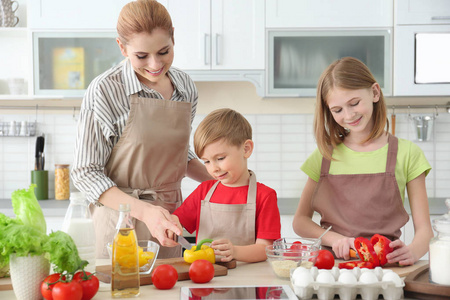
[189,259,215,283]
[151,264,178,289]
[52,281,83,300]
[314,249,335,269]
[73,271,100,300]
[41,273,65,300]
[190,287,214,297]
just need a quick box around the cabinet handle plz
[204,33,210,65]
[431,16,450,20]
[215,33,221,65]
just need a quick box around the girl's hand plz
[331,237,355,260]
[211,239,235,262]
[386,239,415,266]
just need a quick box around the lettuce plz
[42,231,86,273]
[11,184,46,234]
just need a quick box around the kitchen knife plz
[176,235,193,250]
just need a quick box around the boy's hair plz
[194,108,252,158]
[314,57,388,160]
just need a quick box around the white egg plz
[382,271,403,286]
[292,266,310,279]
[338,271,358,284]
[359,271,379,284]
[316,271,336,284]
[373,267,384,281]
[294,271,314,287]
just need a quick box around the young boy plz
[172,108,281,263]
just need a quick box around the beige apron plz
[92,93,192,259]
[197,170,257,246]
[312,134,409,243]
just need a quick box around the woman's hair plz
[314,57,388,160]
[194,108,252,158]
[117,0,174,44]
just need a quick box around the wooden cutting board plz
[0,278,12,291]
[96,257,234,285]
[404,265,450,299]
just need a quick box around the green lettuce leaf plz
[11,184,46,234]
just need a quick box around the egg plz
[373,267,384,281]
[292,266,310,279]
[316,271,336,284]
[359,271,379,284]
[294,271,314,287]
[309,266,319,279]
[338,271,358,284]
[382,271,403,286]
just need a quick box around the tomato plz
[73,271,100,300]
[52,281,83,300]
[151,264,178,289]
[190,287,214,297]
[314,249,335,269]
[189,259,215,283]
[41,273,65,300]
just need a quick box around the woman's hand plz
[211,239,235,262]
[143,204,182,247]
[331,237,355,260]
[386,239,415,266]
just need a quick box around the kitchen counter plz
[0,259,432,299]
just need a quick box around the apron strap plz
[119,181,181,200]
[385,134,398,175]
[320,156,331,176]
[203,170,257,203]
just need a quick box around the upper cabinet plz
[266,0,393,28]
[163,0,264,70]
[396,0,450,25]
[28,0,130,29]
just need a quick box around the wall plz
[0,82,449,200]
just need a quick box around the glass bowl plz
[107,240,160,275]
[266,241,320,279]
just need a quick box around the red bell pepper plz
[338,261,375,269]
[354,237,380,267]
[370,234,393,266]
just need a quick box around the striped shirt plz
[71,58,198,204]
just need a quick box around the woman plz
[72,0,211,258]
[293,57,433,266]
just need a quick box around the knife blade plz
[176,235,192,250]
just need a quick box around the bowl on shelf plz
[266,239,320,279]
[107,240,160,275]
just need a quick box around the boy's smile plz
[201,138,253,187]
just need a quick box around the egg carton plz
[290,266,404,300]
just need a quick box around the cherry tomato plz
[314,249,335,269]
[52,281,83,300]
[73,271,100,300]
[189,259,215,283]
[190,287,214,297]
[41,273,65,300]
[151,264,178,289]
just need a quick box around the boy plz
[172,108,281,263]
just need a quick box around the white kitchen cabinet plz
[266,0,393,28]
[163,0,264,70]
[28,0,130,29]
[396,0,450,25]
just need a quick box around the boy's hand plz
[211,239,235,262]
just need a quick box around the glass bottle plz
[112,203,140,297]
[429,199,450,285]
[55,164,70,200]
[61,192,96,272]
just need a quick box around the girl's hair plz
[194,108,252,158]
[314,57,388,160]
[117,0,174,44]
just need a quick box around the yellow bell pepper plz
[183,239,215,264]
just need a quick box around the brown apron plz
[92,93,192,259]
[197,170,257,246]
[312,134,409,242]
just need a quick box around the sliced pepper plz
[338,261,375,269]
[183,239,215,264]
[354,237,380,267]
[370,234,393,266]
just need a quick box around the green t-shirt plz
[301,138,431,202]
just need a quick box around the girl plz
[293,57,433,266]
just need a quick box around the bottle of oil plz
[112,203,140,297]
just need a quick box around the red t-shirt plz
[174,180,281,242]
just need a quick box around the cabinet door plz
[165,0,211,70]
[396,0,450,25]
[28,0,130,29]
[266,0,393,28]
[211,0,264,70]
